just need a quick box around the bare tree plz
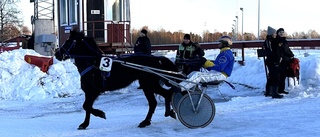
[308,30,320,38]
[2,24,20,41]
[0,0,22,41]
[291,32,299,39]
[130,26,320,44]
[212,32,223,42]
[299,32,308,39]
[21,26,31,35]
[260,29,267,40]
[243,33,256,41]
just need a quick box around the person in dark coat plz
[176,34,204,59]
[134,29,151,89]
[276,28,294,95]
[264,26,283,98]
[27,33,35,50]
[175,34,205,74]
[134,29,151,55]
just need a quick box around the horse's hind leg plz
[164,96,176,119]
[159,88,176,119]
[78,93,106,130]
[138,89,157,128]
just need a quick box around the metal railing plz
[151,39,320,65]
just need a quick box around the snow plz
[0,48,320,137]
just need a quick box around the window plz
[69,0,78,25]
[60,0,68,25]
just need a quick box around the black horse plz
[55,30,182,129]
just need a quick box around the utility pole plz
[236,16,238,41]
[258,0,260,40]
[233,20,236,40]
[240,7,244,41]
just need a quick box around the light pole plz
[233,20,236,40]
[236,16,238,41]
[232,27,235,40]
[240,7,244,41]
[258,0,260,40]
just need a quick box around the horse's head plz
[55,30,83,61]
[55,30,102,61]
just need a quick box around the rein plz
[61,38,104,76]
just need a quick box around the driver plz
[179,36,235,89]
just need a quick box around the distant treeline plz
[131,27,320,45]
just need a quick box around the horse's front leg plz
[138,89,157,128]
[78,93,106,130]
[78,111,91,130]
[78,97,93,130]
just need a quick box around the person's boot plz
[264,85,272,97]
[271,86,283,99]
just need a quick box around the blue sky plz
[20,0,320,36]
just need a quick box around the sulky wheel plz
[177,92,215,128]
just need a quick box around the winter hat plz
[276,28,284,34]
[184,34,191,40]
[267,26,276,35]
[141,29,148,35]
[218,35,232,46]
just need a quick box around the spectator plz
[276,28,294,95]
[22,37,29,49]
[179,36,234,89]
[134,29,151,55]
[134,29,152,89]
[27,33,35,50]
[263,26,283,98]
[175,34,204,74]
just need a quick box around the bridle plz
[58,39,76,60]
[58,37,104,76]
[59,38,102,60]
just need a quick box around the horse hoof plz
[138,120,151,128]
[78,126,87,130]
[92,109,107,119]
[101,113,106,119]
[165,109,176,119]
[170,112,176,119]
[78,122,88,130]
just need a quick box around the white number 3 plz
[99,57,113,71]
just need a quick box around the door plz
[86,0,104,41]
